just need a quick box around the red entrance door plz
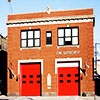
[58,67,79,96]
[20,63,41,96]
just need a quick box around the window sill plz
[57,45,79,49]
[46,45,52,47]
[20,47,41,50]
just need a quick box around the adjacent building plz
[0,34,7,95]
[0,34,7,51]
[7,8,95,96]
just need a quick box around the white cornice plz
[7,15,94,27]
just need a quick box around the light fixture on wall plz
[85,63,89,68]
[84,57,89,68]
[80,68,87,76]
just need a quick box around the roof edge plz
[8,8,93,16]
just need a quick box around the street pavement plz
[0,95,100,100]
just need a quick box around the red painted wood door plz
[58,67,79,96]
[20,63,41,96]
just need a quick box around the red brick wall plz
[8,8,93,20]
[7,8,94,95]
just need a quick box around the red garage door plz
[20,63,41,96]
[58,67,79,96]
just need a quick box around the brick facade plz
[7,8,95,96]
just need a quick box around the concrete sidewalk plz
[0,96,99,100]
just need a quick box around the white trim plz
[55,58,82,74]
[57,62,79,67]
[46,45,52,47]
[20,47,41,51]
[7,18,93,27]
[57,45,79,49]
[18,59,43,74]
[47,87,51,89]
[7,15,94,23]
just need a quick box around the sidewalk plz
[0,95,99,100]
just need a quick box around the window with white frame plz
[21,29,40,48]
[58,27,79,46]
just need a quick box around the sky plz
[0,0,100,56]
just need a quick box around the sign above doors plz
[56,51,80,55]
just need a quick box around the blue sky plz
[0,0,100,45]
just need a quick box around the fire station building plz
[7,8,95,96]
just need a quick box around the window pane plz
[34,30,40,38]
[72,37,78,45]
[21,40,27,47]
[58,29,64,37]
[72,28,78,36]
[65,29,71,36]
[21,31,27,39]
[47,32,51,37]
[28,31,33,38]
[35,39,40,46]
[47,37,52,44]
[28,39,33,47]
[65,38,71,41]
[58,38,64,45]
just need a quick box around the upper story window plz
[46,31,52,45]
[21,29,40,48]
[58,27,79,46]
